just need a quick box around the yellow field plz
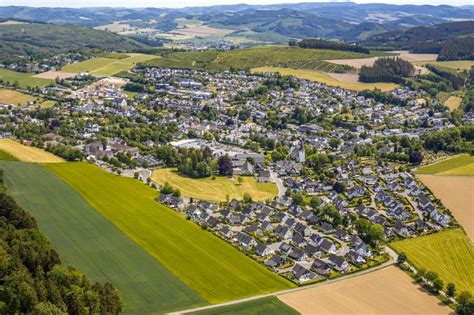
[151,168,278,202]
[252,67,398,91]
[60,54,156,76]
[0,139,64,163]
[278,266,450,315]
[418,60,474,71]
[444,96,462,111]
[418,175,474,242]
[39,100,57,108]
[0,88,36,105]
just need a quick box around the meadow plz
[0,88,36,105]
[0,148,18,161]
[0,139,64,163]
[391,229,474,293]
[46,162,294,303]
[151,168,278,202]
[418,60,474,72]
[252,67,398,92]
[417,154,474,176]
[193,297,299,315]
[1,162,205,314]
[60,53,156,76]
[0,68,53,88]
[277,266,450,314]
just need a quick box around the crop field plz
[417,154,474,176]
[252,67,398,91]
[151,168,278,202]
[418,175,474,242]
[46,162,294,303]
[0,162,204,314]
[444,96,463,111]
[0,68,53,88]
[193,297,299,315]
[0,88,36,105]
[418,60,474,71]
[278,266,450,314]
[391,229,474,293]
[33,70,77,80]
[60,54,156,76]
[0,139,64,163]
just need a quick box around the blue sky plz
[1,0,472,7]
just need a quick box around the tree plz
[397,252,407,264]
[309,196,322,209]
[432,278,444,292]
[446,282,456,297]
[425,271,439,282]
[292,192,304,206]
[355,218,371,238]
[217,155,233,176]
[243,193,252,204]
[160,182,175,195]
[408,151,423,165]
[237,176,243,185]
[369,224,384,244]
[333,181,346,193]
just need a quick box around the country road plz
[170,246,398,314]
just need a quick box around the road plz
[270,170,286,197]
[170,246,398,314]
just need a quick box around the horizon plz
[1,1,473,9]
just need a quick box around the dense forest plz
[295,39,370,54]
[359,57,415,83]
[0,23,147,63]
[424,124,474,154]
[0,177,122,314]
[365,21,474,61]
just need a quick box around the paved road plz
[270,170,286,197]
[171,246,398,314]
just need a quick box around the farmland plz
[391,229,474,293]
[46,162,294,303]
[417,154,474,176]
[151,168,278,202]
[0,139,64,163]
[277,266,451,314]
[60,53,156,76]
[418,175,474,242]
[444,96,463,111]
[0,88,36,105]
[193,297,299,315]
[252,67,398,91]
[417,60,474,71]
[0,68,53,88]
[0,149,18,161]
[0,161,205,314]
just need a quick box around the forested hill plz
[0,23,148,63]
[365,21,474,60]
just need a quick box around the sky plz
[0,0,472,7]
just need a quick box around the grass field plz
[391,229,474,293]
[0,68,53,88]
[0,149,18,161]
[418,60,474,72]
[0,88,36,105]
[151,168,278,202]
[46,162,294,303]
[417,154,474,176]
[444,96,463,111]
[278,266,450,314]
[193,297,299,315]
[61,54,156,76]
[418,175,474,242]
[1,162,204,314]
[252,67,398,91]
[0,139,64,163]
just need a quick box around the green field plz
[0,68,53,88]
[61,53,156,76]
[420,60,474,72]
[0,149,18,161]
[45,162,294,303]
[144,46,377,72]
[417,154,474,176]
[252,67,398,92]
[391,229,474,293]
[192,297,299,315]
[0,88,37,105]
[151,168,278,202]
[0,161,205,314]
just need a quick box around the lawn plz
[0,88,37,105]
[192,297,299,315]
[151,168,278,202]
[252,67,398,92]
[0,139,64,163]
[417,154,474,176]
[391,229,474,294]
[1,161,205,314]
[0,68,53,88]
[61,54,156,76]
[46,162,294,303]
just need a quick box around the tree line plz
[0,185,122,314]
[294,39,370,54]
